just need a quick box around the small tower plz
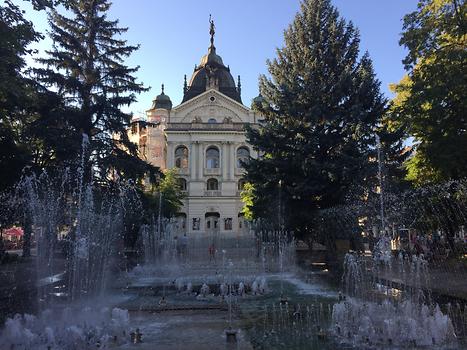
[143,84,172,170]
[251,91,266,111]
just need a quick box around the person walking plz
[209,243,216,262]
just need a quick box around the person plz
[208,243,215,262]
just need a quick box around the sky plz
[21,0,419,118]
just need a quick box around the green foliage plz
[34,0,157,183]
[240,182,255,221]
[141,169,185,220]
[245,0,401,236]
[0,1,40,191]
[390,0,467,185]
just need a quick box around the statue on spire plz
[209,14,215,48]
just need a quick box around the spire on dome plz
[181,18,243,104]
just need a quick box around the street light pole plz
[375,134,385,236]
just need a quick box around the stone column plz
[198,142,204,180]
[221,142,228,180]
[167,142,174,168]
[190,141,196,180]
[192,141,198,179]
[229,142,236,180]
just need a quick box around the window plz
[178,178,187,191]
[192,218,200,230]
[175,146,189,168]
[206,146,220,168]
[207,118,217,124]
[224,218,232,230]
[237,147,250,168]
[207,178,219,191]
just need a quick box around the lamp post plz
[375,134,385,236]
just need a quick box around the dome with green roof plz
[151,84,172,110]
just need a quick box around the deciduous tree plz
[390,0,467,186]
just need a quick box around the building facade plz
[129,20,262,235]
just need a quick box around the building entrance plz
[205,212,220,235]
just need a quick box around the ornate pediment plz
[172,89,250,124]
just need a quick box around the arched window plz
[175,146,188,168]
[206,146,220,169]
[207,178,219,191]
[207,118,217,124]
[238,179,246,191]
[236,147,250,168]
[177,178,187,191]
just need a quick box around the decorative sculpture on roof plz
[209,14,215,47]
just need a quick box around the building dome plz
[151,84,172,110]
[182,18,242,104]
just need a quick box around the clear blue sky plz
[21,0,419,118]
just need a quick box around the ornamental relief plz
[181,104,243,123]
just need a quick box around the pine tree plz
[34,0,156,183]
[245,0,394,237]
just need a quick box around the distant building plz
[128,19,263,235]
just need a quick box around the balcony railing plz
[204,168,221,176]
[175,167,190,175]
[204,190,222,197]
[166,122,247,132]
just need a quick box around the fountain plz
[0,307,130,349]
[10,134,142,305]
[2,133,464,349]
[330,244,458,348]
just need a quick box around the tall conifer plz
[35,0,155,183]
[245,0,392,235]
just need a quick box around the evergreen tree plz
[245,0,394,238]
[34,0,157,183]
[390,0,466,186]
[0,0,40,191]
